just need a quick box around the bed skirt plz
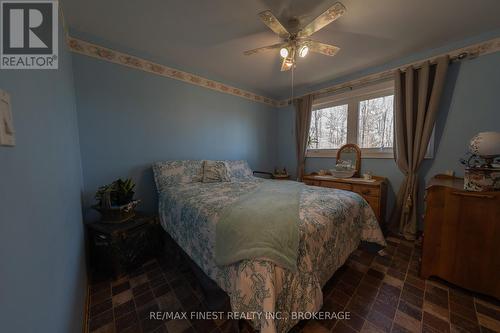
[161,231,245,332]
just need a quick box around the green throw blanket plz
[215,180,302,272]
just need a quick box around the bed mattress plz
[157,178,385,333]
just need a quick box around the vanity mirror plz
[336,143,361,177]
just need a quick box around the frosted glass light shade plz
[469,132,500,157]
[299,45,309,57]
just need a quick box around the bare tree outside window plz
[358,95,394,148]
[308,104,348,149]
[306,83,396,158]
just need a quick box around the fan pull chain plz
[290,62,294,105]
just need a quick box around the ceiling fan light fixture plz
[246,3,345,71]
[299,45,309,58]
[280,47,289,58]
[283,59,294,70]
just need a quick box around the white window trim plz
[306,80,435,159]
[307,80,396,159]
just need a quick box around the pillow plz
[152,160,203,192]
[202,160,230,183]
[224,160,254,180]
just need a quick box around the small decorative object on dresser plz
[273,174,290,180]
[93,178,141,222]
[461,131,500,191]
[302,174,387,226]
[86,213,164,278]
[421,174,500,299]
[273,167,290,180]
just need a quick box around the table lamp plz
[463,132,500,192]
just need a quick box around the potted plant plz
[94,178,140,223]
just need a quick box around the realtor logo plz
[1,1,58,69]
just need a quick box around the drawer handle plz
[451,192,495,199]
[361,189,370,195]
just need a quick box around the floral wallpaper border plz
[289,37,500,103]
[68,36,499,109]
[67,37,284,107]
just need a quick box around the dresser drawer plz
[353,184,380,197]
[302,175,386,226]
[304,180,320,186]
[320,181,352,191]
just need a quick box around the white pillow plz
[152,160,203,192]
[224,160,253,180]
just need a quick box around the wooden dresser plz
[302,175,387,225]
[421,175,500,299]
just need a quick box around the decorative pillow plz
[152,160,203,192]
[224,160,254,180]
[202,160,230,183]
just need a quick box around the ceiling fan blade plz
[298,2,346,38]
[243,42,289,56]
[258,10,290,38]
[307,40,340,56]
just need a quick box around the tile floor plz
[87,236,500,333]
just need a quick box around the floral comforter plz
[158,178,385,333]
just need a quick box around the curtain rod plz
[285,37,500,104]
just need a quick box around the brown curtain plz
[391,56,449,240]
[295,94,314,181]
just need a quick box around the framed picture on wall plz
[0,89,15,146]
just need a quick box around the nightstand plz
[86,213,164,278]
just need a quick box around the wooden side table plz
[86,213,164,278]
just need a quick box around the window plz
[309,104,348,149]
[307,80,396,158]
[357,95,394,149]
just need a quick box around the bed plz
[153,160,386,333]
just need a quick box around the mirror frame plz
[336,143,361,177]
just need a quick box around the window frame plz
[306,80,397,159]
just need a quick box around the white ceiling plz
[63,0,500,99]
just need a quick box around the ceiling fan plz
[244,2,346,71]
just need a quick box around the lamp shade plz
[469,132,500,157]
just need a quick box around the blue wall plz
[277,51,500,227]
[72,54,279,219]
[0,24,86,333]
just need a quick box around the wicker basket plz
[93,200,141,223]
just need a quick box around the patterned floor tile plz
[423,301,449,321]
[398,301,422,322]
[302,320,331,333]
[423,311,450,333]
[166,319,193,333]
[394,311,422,333]
[112,289,134,307]
[86,234,500,333]
[477,313,500,333]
